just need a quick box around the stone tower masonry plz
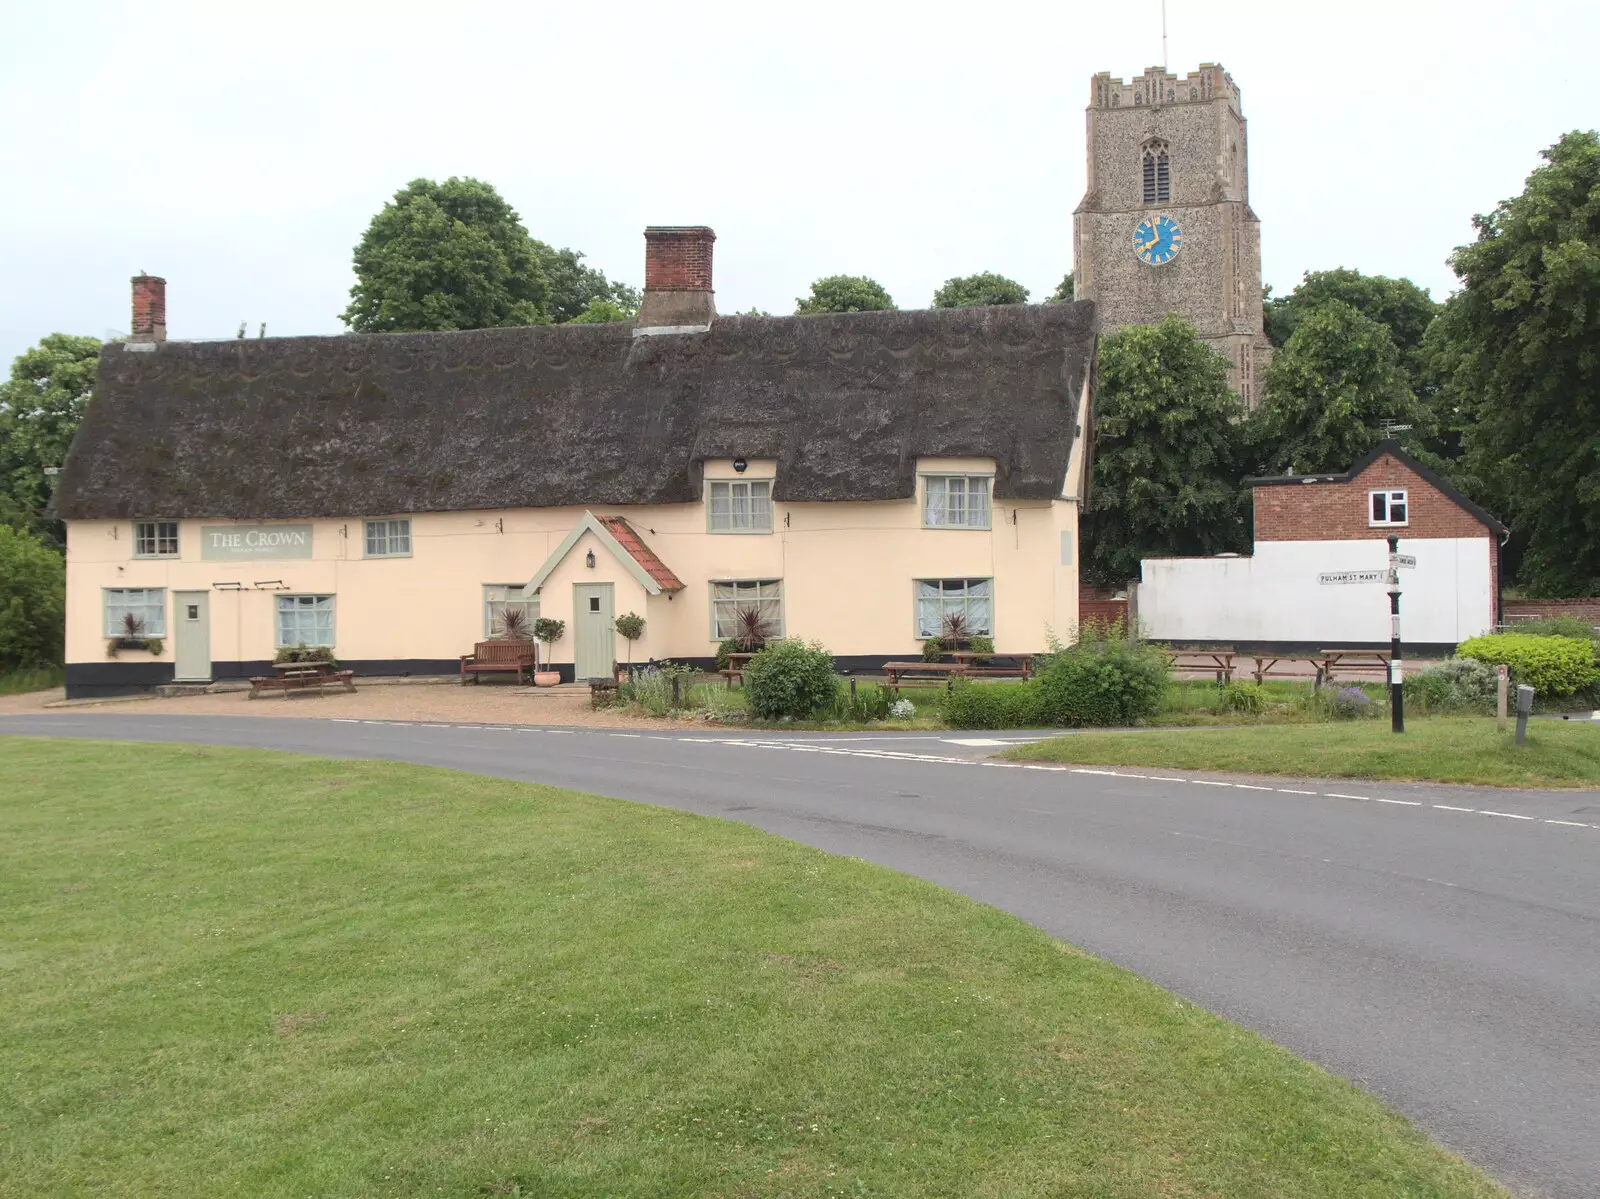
[1073,64,1272,407]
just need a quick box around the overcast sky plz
[1,0,1592,364]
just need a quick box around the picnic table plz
[1167,647,1236,684]
[249,659,356,699]
[720,652,755,688]
[1320,649,1392,682]
[1248,654,1325,684]
[949,651,1034,678]
[882,661,967,692]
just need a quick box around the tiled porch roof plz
[595,516,685,592]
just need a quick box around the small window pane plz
[914,578,994,638]
[709,479,772,532]
[711,579,783,640]
[923,476,992,529]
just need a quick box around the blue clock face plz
[1133,215,1182,265]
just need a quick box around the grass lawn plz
[1006,716,1600,788]
[0,666,62,697]
[0,740,1505,1198]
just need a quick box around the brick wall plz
[643,227,715,291]
[1079,584,1129,629]
[1503,597,1600,628]
[1253,454,1489,543]
[130,274,166,342]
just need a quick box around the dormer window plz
[133,520,178,558]
[923,475,992,529]
[1142,140,1171,204]
[708,479,772,533]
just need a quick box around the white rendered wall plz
[1139,538,1494,646]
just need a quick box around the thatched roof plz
[51,303,1095,520]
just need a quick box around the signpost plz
[1387,534,1404,734]
[1497,664,1509,732]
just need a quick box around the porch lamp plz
[585,549,596,569]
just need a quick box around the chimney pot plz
[130,274,167,343]
[636,226,716,329]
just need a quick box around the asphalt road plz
[3,713,1597,1198]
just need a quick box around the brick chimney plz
[130,274,167,343]
[635,227,715,330]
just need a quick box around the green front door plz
[573,583,614,681]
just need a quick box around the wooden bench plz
[1168,647,1237,684]
[1320,649,1391,683]
[460,640,539,685]
[883,661,967,692]
[1249,655,1325,685]
[949,651,1034,679]
[249,668,355,699]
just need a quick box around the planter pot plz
[534,672,561,687]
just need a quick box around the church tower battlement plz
[1075,62,1271,407]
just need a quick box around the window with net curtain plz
[276,595,334,647]
[711,580,782,639]
[708,480,773,532]
[915,579,992,638]
[483,584,539,638]
[104,588,166,636]
[922,476,992,529]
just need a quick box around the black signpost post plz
[1387,534,1404,734]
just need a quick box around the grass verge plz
[0,665,63,697]
[1006,716,1600,788]
[0,739,1505,1197]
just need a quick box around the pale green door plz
[173,591,211,682]
[573,583,614,681]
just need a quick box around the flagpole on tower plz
[1161,0,1168,71]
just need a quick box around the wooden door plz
[573,583,614,681]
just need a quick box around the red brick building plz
[1137,443,1506,652]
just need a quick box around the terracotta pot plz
[533,672,561,687]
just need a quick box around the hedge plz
[1455,633,1599,696]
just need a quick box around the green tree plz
[1438,131,1600,596]
[566,296,636,325]
[1264,269,1438,363]
[342,177,550,332]
[931,272,1029,308]
[1250,301,1429,476]
[794,276,896,315]
[534,244,640,324]
[1083,316,1248,585]
[0,524,66,668]
[0,333,102,546]
[1050,272,1075,302]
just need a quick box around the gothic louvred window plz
[1142,141,1171,204]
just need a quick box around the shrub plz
[889,698,916,721]
[836,682,892,722]
[920,637,944,662]
[614,612,645,647]
[1456,633,1599,696]
[743,639,839,720]
[273,644,338,667]
[1035,633,1168,727]
[942,679,1045,729]
[968,634,995,657]
[1403,657,1499,716]
[619,660,696,716]
[1327,685,1375,719]
[1218,680,1266,716]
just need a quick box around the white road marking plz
[1022,807,1055,815]
[1479,810,1536,821]
[1234,784,1274,791]
[1277,788,1316,795]
[1433,804,1476,812]
[1544,819,1591,827]
[1326,793,1371,801]
[942,738,1015,747]
[1373,797,1424,806]
[1191,780,1235,787]
[609,733,641,738]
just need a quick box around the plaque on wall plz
[200,524,314,560]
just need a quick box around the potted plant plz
[107,613,155,657]
[940,611,974,653]
[531,617,565,686]
[614,612,645,675]
[492,606,532,641]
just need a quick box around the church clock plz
[1132,214,1182,265]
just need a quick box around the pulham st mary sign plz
[200,524,314,561]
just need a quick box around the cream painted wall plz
[65,456,1081,670]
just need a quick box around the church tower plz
[1074,64,1272,407]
